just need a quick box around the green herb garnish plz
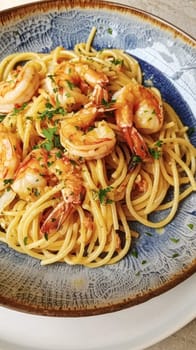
[111,58,123,65]
[155,140,164,147]
[172,253,179,258]
[98,186,113,204]
[141,260,147,265]
[187,223,194,230]
[66,80,75,90]
[107,28,113,35]
[128,155,142,170]
[170,237,180,243]
[92,186,113,204]
[145,232,153,237]
[11,102,28,116]
[44,233,48,241]
[23,236,28,245]
[0,114,6,122]
[149,147,161,160]
[41,127,63,151]
[131,248,138,258]
[3,178,14,185]
[38,104,66,121]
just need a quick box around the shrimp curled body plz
[60,106,116,160]
[0,124,22,191]
[0,62,41,114]
[114,81,163,161]
[45,61,109,111]
[11,148,85,235]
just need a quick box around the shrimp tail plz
[123,126,152,162]
[40,202,73,236]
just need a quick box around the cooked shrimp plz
[0,62,41,114]
[114,81,163,161]
[60,106,116,160]
[74,62,109,88]
[45,61,109,110]
[0,124,22,191]
[11,148,85,235]
[11,148,48,201]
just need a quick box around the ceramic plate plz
[0,0,195,317]
[0,274,195,350]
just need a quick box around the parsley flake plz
[149,147,161,160]
[187,223,194,230]
[11,102,28,116]
[0,114,6,122]
[23,236,28,245]
[145,232,153,237]
[3,178,14,185]
[170,237,180,243]
[128,155,142,170]
[44,233,48,241]
[172,253,179,258]
[98,186,113,204]
[107,28,113,35]
[131,248,138,258]
[66,80,75,90]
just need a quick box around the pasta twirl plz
[0,27,195,267]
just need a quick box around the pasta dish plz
[0,28,195,267]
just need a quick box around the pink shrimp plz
[0,62,41,114]
[0,124,22,191]
[11,148,85,235]
[60,106,116,160]
[114,81,163,161]
[45,61,109,111]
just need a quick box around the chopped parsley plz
[170,237,180,243]
[92,186,113,204]
[55,150,63,158]
[187,223,194,230]
[149,147,161,160]
[98,186,113,204]
[111,58,123,66]
[107,28,113,35]
[155,140,164,147]
[47,74,56,83]
[23,236,28,245]
[172,253,179,258]
[145,232,153,237]
[43,127,57,141]
[101,98,116,108]
[11,102,28,116]
[41,127,63,151]
[0,114,6,122]
[87,125,95,132]
[66,80,75,90]
[141,260,147,265]
[3,178,14,185]
[32,188,40,197]
[148,139,164,159]
[38,103,66,121]
[131,248,138,258]
[44,233,48,241]
[128,155,142,170]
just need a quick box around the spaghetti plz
[0,27,195,267]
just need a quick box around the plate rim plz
[0,0,196,318]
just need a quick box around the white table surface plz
[0,1,195,350]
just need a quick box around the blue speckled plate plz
[0,0,195,316]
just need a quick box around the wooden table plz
[0,1,195,349]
